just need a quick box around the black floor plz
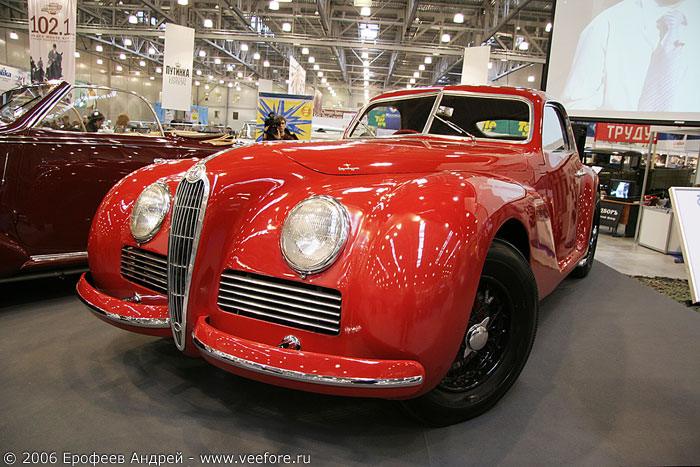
[1,263,699,466]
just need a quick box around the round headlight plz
[281,196,350,274]
[130,182,171,243]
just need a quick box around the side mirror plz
[436,106,454,118]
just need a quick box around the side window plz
[542,105,569,151]
[37,101,85,131]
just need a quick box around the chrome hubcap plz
[463,317,490,359]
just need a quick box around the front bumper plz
[76,273,171,337]
[78,272,426,398]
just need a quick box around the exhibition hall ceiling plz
[0,0,554,93]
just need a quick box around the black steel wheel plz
[402,238,538,426]
[570,200,600,279]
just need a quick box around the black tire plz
[402,238,538,426]
[570,199,600,279]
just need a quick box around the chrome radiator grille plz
[120,246,168,295]
[218,270,342,335]
[168,174,208,350]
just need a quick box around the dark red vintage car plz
[77,85,599,425]
[0,81,224,281]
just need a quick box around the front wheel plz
[402,239,538,426]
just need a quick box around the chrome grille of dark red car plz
[120,246,168,295]
[217,270,342,335]
[168,174,208,350]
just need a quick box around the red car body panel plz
[78,85,598,399]
[0,82,222,279]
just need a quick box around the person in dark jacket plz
[263,115,298,140]
[86,111,105,132]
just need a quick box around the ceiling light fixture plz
[96,59,103,65]
[148,47,156,55]
[301,47,309,55]
[156,67,162,73]
[199,50,206,57]
[177,0,188,5]
[9,31,18,40]
[119,53,126,60]
[95,45,103,52]
[441,33,450,42]
[196,69,202,75]
[128,15,138,24]
[194,80,200,86]
[454,13,464,23]
[269,0,279,10]
[263,60,270,67]
[138,60,146,66]
[214,58,221,64]
[519,41,529,50]
[240,43,249,51]
[308,56,315,63]
[360,6,370,16]
[253,52,261,60]
[546,22,552,33]
[74,51,80,58]
[410,78,416,84]
[123,38,132,46]
[361,51,369,59]
[203,18,213,28]
[116,65,123,71]
[413,71,419,78]
[527,75,535,82]
[282,22,291,32]
[424,57,432,64]
[418,64,425,71]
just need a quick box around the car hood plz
[271,137,531,175]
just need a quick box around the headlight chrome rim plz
[130,181,171,244]
[280,195,350,275]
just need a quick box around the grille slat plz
[220,272,342,301]
[120,246,168,295]
[218,302,341,334]
[217,294,341,324]
[168,175,208,350]
[218,270,342,335]
[218,285,341,317]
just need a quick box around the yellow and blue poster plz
[257,92,313,141]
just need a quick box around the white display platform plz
[669,187,700,303]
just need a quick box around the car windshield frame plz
[0,83,57,126]
[346,89,534,144]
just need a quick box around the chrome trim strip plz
[1,152,8,186]
[77,293,170,328]
[192,336,423,388]
[29,251,88,263]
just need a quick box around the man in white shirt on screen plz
[561,0,700,113]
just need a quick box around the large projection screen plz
[546,0,700,124]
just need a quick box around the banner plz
[288,56,306,96]
[595,123,657,144]
[0,65,31,92]
[27,0,76,84]
[461,45,490,86]
[162,23,194,111]
[257,92,313,141]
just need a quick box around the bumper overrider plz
[77,273,426,397]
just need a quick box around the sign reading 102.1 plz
[30,14,70,35]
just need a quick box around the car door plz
[11,87,183,253]
[540,103,582,262]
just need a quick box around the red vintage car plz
[77,85,599,425]
[0,81,224,281]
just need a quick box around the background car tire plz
[402,238,539,426]
[570,199,601,279]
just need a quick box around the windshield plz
[0,84,55,126]
[347,92,531,141]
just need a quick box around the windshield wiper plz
[433,114,477,142]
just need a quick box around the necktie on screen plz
[638,10,688,111]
